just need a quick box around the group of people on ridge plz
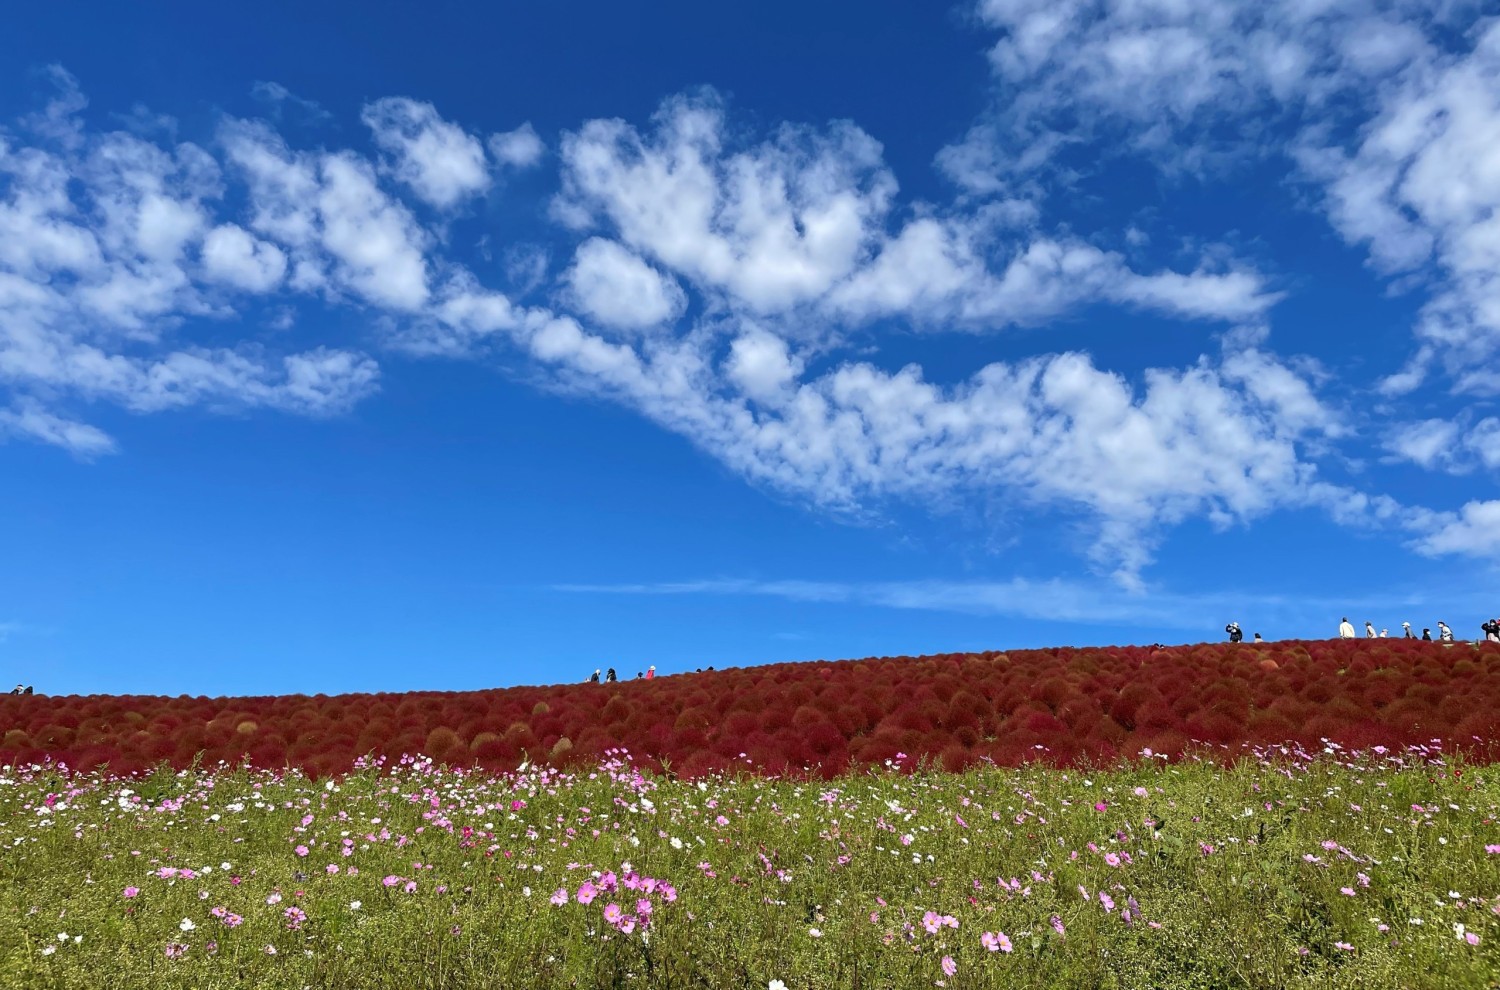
[587,666,656,683]
[1337,617,1470,642]
[1226,617,1497,643]
[8,684,34,695]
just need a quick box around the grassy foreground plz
[0,744,1496,989]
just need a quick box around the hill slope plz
[4,640,1498,776]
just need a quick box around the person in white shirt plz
[1437,622,1454,642]
[1402,622,1414,639]
[1364,621,1377,639]
[1339,617,1355,639]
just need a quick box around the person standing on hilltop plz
[1482,618,1500,643]
[1437,622,1454,642]
[589,669,600,683]
[1364,621,1377,639]
[1339,617,1355,639]
[1422,627,1432,641]
[1225,622,1242,643]
[606,667,617,682]
[1402,622,1414,639]
[646,665,656,680]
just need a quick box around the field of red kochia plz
[3,639,1498,778]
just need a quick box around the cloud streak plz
[551,576,1465,632]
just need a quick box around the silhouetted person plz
[8,684,19,695]
[588,669,600,683]
[22,686,32,695]
[1402,622,1414,639]
[605,667,617,682]
[1252,633,1264,643]
[1422,628,1432,641]
[1339,617,1355,639]
[1225,622,1242,643]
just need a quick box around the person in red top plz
[645,665,656,680]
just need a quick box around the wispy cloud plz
[551,577,1465,631]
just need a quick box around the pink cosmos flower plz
[922,911,942,934]
[293,845,308,858]
[550,888,568,906]
[1133,786,1148,797]
[382,876,401,888]
[576,882,598,905]
[1104,853,1121,867]
[165,943,187,958]
[603,903,623,925]
[123,887,140,899]
[941,956,956,977]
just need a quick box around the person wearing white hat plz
[645,665,656,680]
[1402,622,1414,639]
[1364,621,1377,639]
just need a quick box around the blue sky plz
[2,1,1497,697]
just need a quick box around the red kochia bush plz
[2,641,1499,779]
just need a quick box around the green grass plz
[0,745,1495,989]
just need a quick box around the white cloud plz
[1411,499,1500,558]
[555,94,899,313]
[1300,20,1500,387]
[489,123,544,169]
[1385,415,1500,473]
[562,237,685,330]
[361,97,490,209]
[725,329,802,404]
[0,401,116,458]
[200,223,287,291]
[220,120,432,310]
[0,77,384,455]
[556,93,1276,334]
[1385,418,1461,469]
[958,1,1500,391]
[828,223,1277,327]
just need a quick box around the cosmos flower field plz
[2,746,1497,989]
[1,641,1498,987]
